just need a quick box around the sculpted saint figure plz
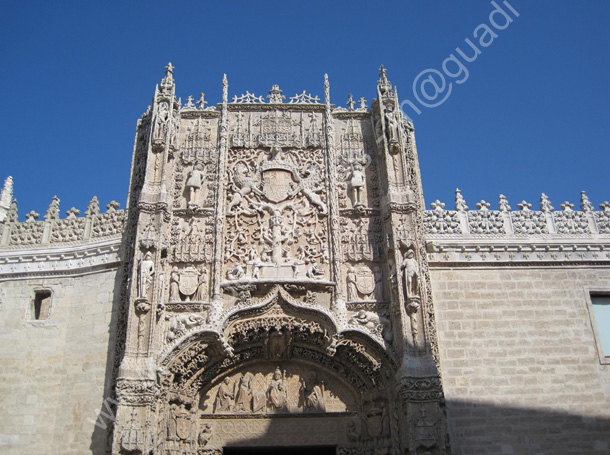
[401,249,419,297]
[267,368,287,411]
[234,373,253,412]
[185,163,205,205]
[214,377,234,413]
[139,252,155,298]
[169,267,180,301]
[346,266,358,301]
[194,267,207,301]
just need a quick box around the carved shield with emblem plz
[366,407,383,438]
[262,169,294,203]
[355,268,375,296]
[176,413,191,440]
[179,266,199,296]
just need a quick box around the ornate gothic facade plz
[1,65,609,455]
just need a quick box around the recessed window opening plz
[33,290,52,320]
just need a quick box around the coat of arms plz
[178,266,199,297]
[175,410,192,440]
[355,268,375,296]
[261,168,296,203]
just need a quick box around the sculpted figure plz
[194,267,207,301]
[167,404,178,441]
[385,104,400,149]
[350,163,365,206]
[169,267,180,301]
[346,266,358,301]
[214,377,234,413]
[267,368,287,411]
[185,163,205,205]
[401,249,419,298]
[300,164,328,214]
[139,252,155,298]
[234,373,253,412]
[198,423,212,447]
[301,373,325,412]
[227,163,261,212]
[373,266,384,301]
[306,260,325,279]
[226,263,245,281]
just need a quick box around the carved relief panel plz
[334,116,380,209]
[223,145,330,285]
[173,117,219,209]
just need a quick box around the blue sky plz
[1,1,608,219]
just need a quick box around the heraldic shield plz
[355,268,375,296]
[178,266,199,297]
[262,168,295,203]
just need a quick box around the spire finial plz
[324,74,330,106]
[378,65,392,94]
[197,93,208,110]
[0,176,13,222]
[222,74,228,104]
[165,62,174,75]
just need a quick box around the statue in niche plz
[214,377,234,413]
[169,267,180,301]
[401,249,419,298]
[267,367,287,411]
[346,266,358,301]
[350,162,365,206]
[194,267,208,301]
[384,103,400,151]
[234,373,254,412]
[373,266,384,301]
[264,330,292,360]
[167,404,178,442]
[300,373,325,412]
[139,252,155,299]
[197,423,212,447]
[155,103,169,140]
[185,163,205,206]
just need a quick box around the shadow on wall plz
[445,398,610,455]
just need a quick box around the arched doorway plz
[155,286,399,454]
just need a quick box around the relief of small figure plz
[267,368,288,411]
[234,373,254,413]
[214,377,234,413]
[306,260,325,279]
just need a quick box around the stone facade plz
[0,65,608,454]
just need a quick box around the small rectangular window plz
[33,290,52,320]
[591,295,610,358]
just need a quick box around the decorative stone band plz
[397,376,443,402]
[427,238,610,266]
[0,207,126,248]
[0,238,121,279]
[424,205,610,236]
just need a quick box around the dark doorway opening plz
[224,446,336,455]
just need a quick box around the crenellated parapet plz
[425,190,610,266]
[0,194,126,249]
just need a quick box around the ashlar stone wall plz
[0,266,120,455]
[431,266,610,455]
